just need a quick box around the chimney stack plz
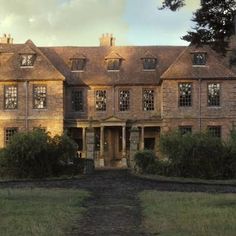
[99,33,115,47]
[0,33,13,44]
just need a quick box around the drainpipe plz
[198,78,202,132]
[25,80,29,131]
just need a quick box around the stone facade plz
[0,33,236,167]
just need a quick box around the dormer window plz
[70,58,86,71]
[20,54,36,67]
[142,58,157,70]
[107,59,122,71]
[105,51,124,72]
[192,52,207,66]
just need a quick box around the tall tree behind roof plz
[160,0,236,54]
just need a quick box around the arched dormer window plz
[141,51,157,71]
[105,51,124,72]
[70,54,86,72]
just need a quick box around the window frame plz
[179,126,192,135]
[106,59,122,72]
[143,88,155,111]
[5,127,18,145]
[70,58,86,72]
[192,52,207,66]
[119,89,130,112]
[95,90,107,112]
[20,54,36,67]
[142,58,157,71]
[33,85,47,109]
[4,85,18,110]
[207,83,221,107]
[207,126,221,138]
[178,82,192,107]
[71,89,84,112]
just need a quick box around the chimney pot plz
[99,33,115,47]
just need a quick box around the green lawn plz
[0,188,89,236]
[139,191,236,236]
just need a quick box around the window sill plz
[142,69,156,72]
[107,70,120,72]
[71,70,84,73]
[20,66,34,68]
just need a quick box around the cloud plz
[0,0,128,46]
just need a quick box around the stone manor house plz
[0,32,236,167]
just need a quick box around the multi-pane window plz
[179,83,192,107]
[33,85,47,109]
[72,90,84,112]
[119,90,130,111]
[142,58,157,70]
[107,59,121,71]
[4,85,17,109]
[192,53,207,65]
[143,89,154,111]
[95,90,107,111]
[179,126,192,135]
[208,126,221,138]
[70,58,86,71]
[5,128,18,145]
[208,83,220,106]
[20,54,36,67]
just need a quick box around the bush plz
[159,130,236,179]
[0,129,78,178]
[134,150,157,174]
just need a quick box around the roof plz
[0,40,65,81]
[161,45,236,79]
[40,45,185,85]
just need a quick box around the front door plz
[104,127,122,166]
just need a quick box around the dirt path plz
[1,169,236,236]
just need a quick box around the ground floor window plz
[179,126,192,135]
[5,127,18,145]
[207,126,221,138]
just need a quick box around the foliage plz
[134,150,157,174]
[0,129,78,178]
[160,0,236,54]
[159,130,236,179]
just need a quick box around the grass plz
[139,191,236,236]
[0,188,89,236]
[137,173,236,185]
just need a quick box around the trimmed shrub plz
[159,130,236,179]
[0,129,78,178]
[134,150,157,174]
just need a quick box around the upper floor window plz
[33,85,47,109]
[5,127,18,145]
[192,52,207,66]
[20,54,36,67]
[179,83,192,107]
[208,83,220,106]
[107,59,122,71]
[95,90,107,111]
[72,90,84,112]
[4,85,17,109]
[119,90,130,111]
[208,126,221,138]
[142,58,157,70]
[143,89,154,111]
[179,126,192,135]
[70,58,86,71]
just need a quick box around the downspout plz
[25,80,29,131]
[198,78,202,132]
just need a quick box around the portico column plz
[122,125,126,157]
[140,126,144,150]
[100,126,104,157]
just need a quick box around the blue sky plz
[0,0,200,46]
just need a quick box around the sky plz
[0,0,200,46]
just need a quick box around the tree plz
[160,0,236,54]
